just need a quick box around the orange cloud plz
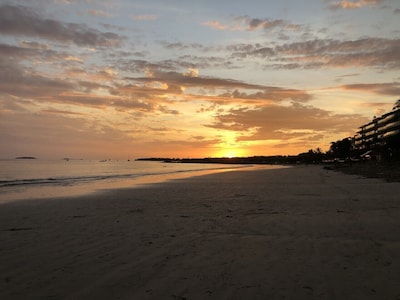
[206,103,368,142]
[202,20,230,30]
[130,14,158,21]
[338,83,400,96]
[87,9,113,17]
[329,0,384,9]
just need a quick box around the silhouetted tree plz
[329,138,352,159]
[297,148,326,164]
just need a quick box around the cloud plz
[338,82,400,96]
[202,16,302,32]
[0,58,74,98]
[237,16,290,31]
[202,21,230,31]
[0,53,180,116]
[160,41,208,51]
[19,40,49,50]
[65,55,83,63]
[87,9,114,18]
[276,38,400,69]
[0,43,55,61]
[177,55,230,69]
[218,89,312,103]
[329,0,385,9]
[0,58,131,113]
[2,41,88,67]
[124,68,313,104]
[160,26,399,72]
[126,69,267,90]
[130,14,158,21]
[0,4,123,47]
[0,109,135,159]
[140,137,221,156]
[230,37,400,70]
[206,103,368,142]
[40,109,84,116]
[247,18,285,30]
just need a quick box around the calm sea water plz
[0,159,255,203]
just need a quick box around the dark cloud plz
[245,17,286,31]
[0,4,123,47]
[218,88,312,103]
[0,58,165,115]
[41,109,84,116]
[0,58,74,98]
[116,59,179,73]
[158,105,180,115]
[121,36,400,76]
[178,55,236,69]
[52,93,174,114]
[205,15,304,33]
[0,43,65,61]
[110,82,181,99]
[126,70,266,90]
[338,82,400,96]
[229,38,400,70]
[116,56,234,74]
[43,92,178,115]
[231,46,275,59]
[336,73,361,78]
[160,41,208,51]
[0,43,42,58]
[226,43,262,53]
[121,68,313,104]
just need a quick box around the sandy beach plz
[1,165,400,299]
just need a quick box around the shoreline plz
[1,165,400,299]
[0,163,276,204]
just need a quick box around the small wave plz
[0,164,248,189]
[0,174,135,188]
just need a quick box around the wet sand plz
[1,165,400,299]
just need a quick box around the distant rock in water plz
[15,156,36,159]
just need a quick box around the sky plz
[0,0,399,160]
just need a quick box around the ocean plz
[0,159,256,203]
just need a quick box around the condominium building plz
[354,100,400,152]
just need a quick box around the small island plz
[15,156,36,160]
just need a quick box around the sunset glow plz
[0,0,399,159]
[216,149,246,159]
